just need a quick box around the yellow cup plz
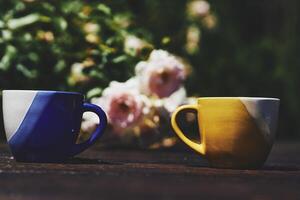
[171,97,280,169]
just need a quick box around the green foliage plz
[0,0,142,94]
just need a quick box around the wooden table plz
[0,141,299,199]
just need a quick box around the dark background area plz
[1,0,299,140]
[130,0,300,139]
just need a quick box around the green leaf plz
[86,87,103,99]
[54,17,68,31]
[54,60,66,73]
[15,2,25,11]
[61,1,83,14]
[99,44,116,54]
[7,13,40,29]
[97,4,111,15]
[28,52,39,62]
[16,64,37,79]
[23,33,33,41]
[162,36,171,45]
[89,69,105,80]
[0,45,17,71]
[112,55,128,63]
[39,16,51,23]
[0,20,4,28]
[41,2,55,12]
[1,30,12,41]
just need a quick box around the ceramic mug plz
[2,90,107,162]
[171,97,280,169]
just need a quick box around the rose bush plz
[80,49,192,148]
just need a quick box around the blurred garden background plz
[0,0,299,141]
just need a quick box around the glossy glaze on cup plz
[171,97,280,169]
[3,90,107,162]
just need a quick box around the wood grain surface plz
[0,141,299,200]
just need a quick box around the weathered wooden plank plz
[0,142,299,199]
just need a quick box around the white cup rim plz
[2,90,81,96]
[198,97,280,101]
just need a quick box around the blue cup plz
[2,90,107,162]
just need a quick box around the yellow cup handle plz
[171,104,205,156]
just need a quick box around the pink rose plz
[90,79,150,134]
[135,50,186,98]
[105,92,143,128]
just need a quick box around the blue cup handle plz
[70,103,107,156]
